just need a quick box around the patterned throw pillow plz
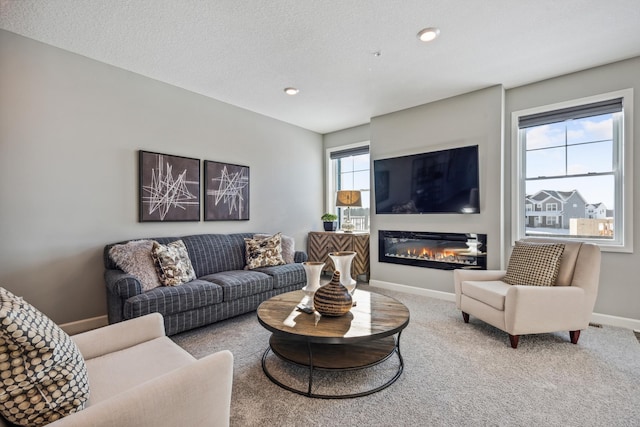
[109,240,163,291]
[503,241,565,286]
[151,240,197,286]
[253,233,295,264]
[0,287,89,426]
[244,233,286,269]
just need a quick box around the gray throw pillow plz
[109,240,163,291]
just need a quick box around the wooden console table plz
[307,231,370,281]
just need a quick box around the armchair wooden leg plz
[462,312,469,323]
[569,330,581,344]
[509,334,519,349]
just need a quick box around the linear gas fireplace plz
[379,230,487,270]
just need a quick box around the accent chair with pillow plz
[0,287,233,427]
[454,238,601,348]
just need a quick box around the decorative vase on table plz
[328,251,357,295]
[313,271,352,317]
[301,261,325,309]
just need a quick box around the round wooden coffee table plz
[257,289,410,399]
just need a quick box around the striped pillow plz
[503,241,565,286]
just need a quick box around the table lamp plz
[335,190,362,232]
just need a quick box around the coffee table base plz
[261,332,404,399]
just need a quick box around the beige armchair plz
[0,313,234,427]
[454,238,601,348]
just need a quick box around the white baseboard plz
[590,313,640,331]
[368,280,640,331]
[60,315,109,335]
[368,280,455,302]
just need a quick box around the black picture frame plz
[138,150,200,222]
[204,160,250,221]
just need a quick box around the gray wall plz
[505,57,640,320]
[369,86,505,293]
[326,58,640,322]
[0,30,323,324]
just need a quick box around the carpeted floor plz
[171,285,640,427]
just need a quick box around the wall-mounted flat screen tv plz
[374,145,479,214]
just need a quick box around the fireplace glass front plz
[379,230,487,270]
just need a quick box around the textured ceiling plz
[1,0,640,134]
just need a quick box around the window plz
[326,143,370,231]
[512,89,633,252]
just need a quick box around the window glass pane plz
[340,157,354,173]
[524,175,614,240]
[331,148,371,231]
[339,172,354,190]
[566,114,613,145]
[353,171,369,190]
[567,141,612,174]
[525,122,565,150]
[352,154,369,171]
[526,147,565,178]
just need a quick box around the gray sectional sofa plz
[104,233,307,335]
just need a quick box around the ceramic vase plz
[313,271,352,317]
[329,251,357,294]
[301,261,325,309]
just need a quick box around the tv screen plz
[374,145,479,214]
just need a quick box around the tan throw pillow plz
[253,233,295,264]
[503,241,565,286]
[245,232,286,269]
[109,240,163,291]
[0,287,89,426]
[151,240,196,286]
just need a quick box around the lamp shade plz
[336,190,362,207]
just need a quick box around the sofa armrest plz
[294,251,308,263]
[105,269,143,299]
[505,285,588,334]
[51,350,234,427]
[72,313,166,360]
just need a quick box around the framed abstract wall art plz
[139,150,200,222]
[204,160,250,221]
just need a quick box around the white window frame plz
[325,141,370,227]
[511,89,634,253]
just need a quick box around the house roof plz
[2,1,639,133]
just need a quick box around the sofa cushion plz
[151,240,197,286]
[109,240,163,291]
[0,287,89,426]
[503,241,565,286]
[244,233,285,269]
[123,280,223,319]
[460,280,511,311]
[201,271,273,301]
[253,263,306,289]
[84,336,194,406]
[180,234,250,277]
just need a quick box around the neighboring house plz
[586,202,608,219]
[525,190,587,229]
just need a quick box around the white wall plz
[369,86,505,293]
[505,57,640,320]
[0,30,323,324]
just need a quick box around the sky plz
[525,113,615,208]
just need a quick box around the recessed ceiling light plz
[284,87,299,95]
[417,27,440,42]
